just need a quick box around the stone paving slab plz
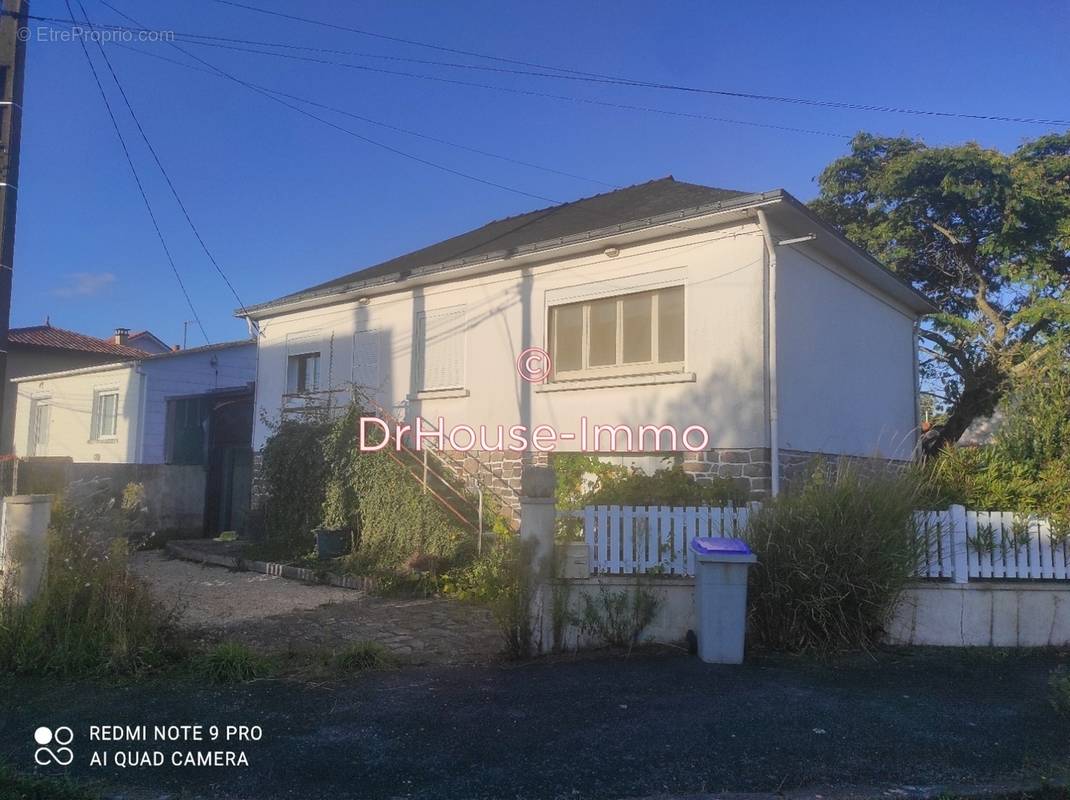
[132,551,501,664]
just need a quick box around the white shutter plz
[417,307,465,390]
[353,329,381,390]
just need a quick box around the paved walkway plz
[132,551,501,663]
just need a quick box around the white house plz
[12,340,256,464]
[240,178,935,508]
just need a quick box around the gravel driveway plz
[131,551,501,663]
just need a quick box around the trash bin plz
[690,537,757,664]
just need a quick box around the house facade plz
[241,179,934,512]
[1,324,152,454]
[12,340,256,464]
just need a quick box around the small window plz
[92,391,119,440]
[549,286,685,379]
[287,352,321,394]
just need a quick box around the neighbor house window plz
[549,286,685,378]
[415,306,465,391]
[92,390,119,440]
[286,352,321,394]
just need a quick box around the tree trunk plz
[924,361,1006,456]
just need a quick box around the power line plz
[61,0,209,345]
[96,3,565,207]
[208,0,1070,128]
[26,10,848,139]
[75,0,256,330]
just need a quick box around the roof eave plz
[237,190,787,320]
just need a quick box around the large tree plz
[811,132,1070,451]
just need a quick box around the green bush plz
[260,417,331,550]
[350,450,471,573]
[0,502,178,677]
[1050,666,1070,716]
[743,470,927,654]
[333,641,395,673]
[576,581,662,650]
[191,642,272,684]
[585,466,749,507]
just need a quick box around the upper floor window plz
[550,286,685,380]
[287,352,321,394]
[415,306,465,391]
[92,390,119,440]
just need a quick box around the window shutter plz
[418,307,465,390]
[353,329,380,390]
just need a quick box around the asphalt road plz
[2,648,1068,800]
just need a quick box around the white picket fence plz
[577,503,1070,582]
[575,504,756,577]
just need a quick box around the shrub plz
[0,502,178,677]
[743,470,926,654]
[333,641,395,673]
[192,642,271,684]
[576,581,662,650]
[259,417,331,550]
[1050,666,1070,716]
[464,537,537,659]
[585,466,749,508]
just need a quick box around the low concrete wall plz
[887,581,1070,647]
[15,458,207,537]
[542,575,695,652]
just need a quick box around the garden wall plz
[886,582,1070,647]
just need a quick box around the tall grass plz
[0,502,178,677]
[743,469,928,654]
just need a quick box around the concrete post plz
[519,466,555,576]
[1,494,52,604]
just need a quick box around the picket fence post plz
[949,504,969,584]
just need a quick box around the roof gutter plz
[755,208,781,498]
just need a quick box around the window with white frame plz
[91,390,119,440]
[286,351,321,394]
[549,285,685,379]
[415,306,465,391]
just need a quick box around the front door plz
[29,401,51,456]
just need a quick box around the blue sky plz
[12,0,1069,346]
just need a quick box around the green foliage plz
[191,642,272,684]
[812,132,1070,445]
[483,538,537,659]
[0,502,178,677]
[260,417,331,550]
[1050,666,1070,716]
[333,641,396,673]
[576,581,662,650]
[0,764,97,800]
[743,470,927,654]
[929,358,1070,517]
[553,453,628,510]
[351,449,471,573]
[585,466,749,507]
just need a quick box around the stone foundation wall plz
[680,448,772,500]
[778,448,912,492]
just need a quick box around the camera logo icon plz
[33,726,74,766]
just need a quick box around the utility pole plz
[0,0,28,434]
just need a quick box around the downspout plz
[912,319,922,458]
[133,364,148,464]
[755,209,780,497]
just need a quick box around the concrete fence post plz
[949,504,969,584]
[0,494,53,604]
[519,466,556,576]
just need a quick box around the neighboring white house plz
[12,340,256,463]
[239,178,935,505]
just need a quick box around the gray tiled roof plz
[258,177,746,310]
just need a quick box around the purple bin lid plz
[690,536,751,556]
